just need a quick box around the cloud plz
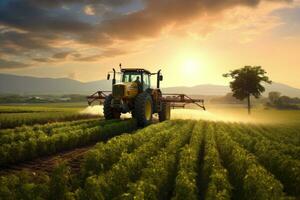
[32,58,52,63]
[28,0,136,8]
[83,3,113,17]
[0,59,31,69]
[0,0,294,70]
[84,5,96,16]
[32,51,75,63]
[96,0,292,42]
[76,48,128,61]
[0,1,93,33]
[0,31,55,52]
[52,51,72,59]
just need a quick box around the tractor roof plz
[121,68,151,74]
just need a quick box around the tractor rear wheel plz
[103,94,121,120]
[159,102,170,122]
[134,92,153,127]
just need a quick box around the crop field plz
[0,104,300,200]
[0,111,300,200]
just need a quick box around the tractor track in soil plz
[0,145,94,175]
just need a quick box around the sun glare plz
[180,58,202,84]
[169,46,208,86]
[183,59,199,72]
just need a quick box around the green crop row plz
[0,119,107,145]
[172,121,205,200]
[215,123,290,200]
[235,123,300,160]
[81,120,178,177]
[202,123,232,200]
[0,112,99,129]
[120,121,194,200]
[0,119,106,147]
[255,125,300,146]
[258,124,300,146]
[0,119,137,167]
[227,124,300,196]
[0,105,80,114]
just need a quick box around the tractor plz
[87,65,205,127]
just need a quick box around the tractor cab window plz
[122,72,141,83]
[143,74,150,90]
[122,71,150,91]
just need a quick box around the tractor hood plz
[112,82,139,99]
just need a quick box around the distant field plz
[0,102,87,112]
[0,103,99,129]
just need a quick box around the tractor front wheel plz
[134,92,153,127]
[159,102,170,122]
[103,94,121,120]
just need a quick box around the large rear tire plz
[134,92,153,127]
[159,102,170,122]
[103,94,121,120]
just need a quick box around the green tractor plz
[87,66,205,127]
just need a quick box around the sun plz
[169,49,206,86]
[181,58,201,78]
[183,59,199,72]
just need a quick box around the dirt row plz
[0,145,94,175]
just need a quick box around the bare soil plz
[0,145,94,175]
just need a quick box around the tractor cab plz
[107,67,162,91]
[121,68,151,91]
[106,68,162,101]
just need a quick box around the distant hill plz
[0,73,111,95]
[1,73,300,97]
[162,83,300,98]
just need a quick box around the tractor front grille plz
[112,84,125,98]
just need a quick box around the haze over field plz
[0,0,300,88]
[81,104,300,124]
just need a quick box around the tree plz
[278,96,292,105]
[223,66,272,114]
[269,92,281,105]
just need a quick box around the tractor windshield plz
[122,72,141,83]
[122,71,151,91]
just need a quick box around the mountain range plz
[1,73,300,97]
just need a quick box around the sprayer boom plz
[87,91,110,106]
[162,93,206,110]
[87,91,205,110]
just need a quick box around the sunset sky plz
[0,0,299,88]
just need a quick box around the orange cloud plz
[0,0,294,70]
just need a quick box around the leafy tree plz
[268,92,281,105]
[223,66,271,114]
